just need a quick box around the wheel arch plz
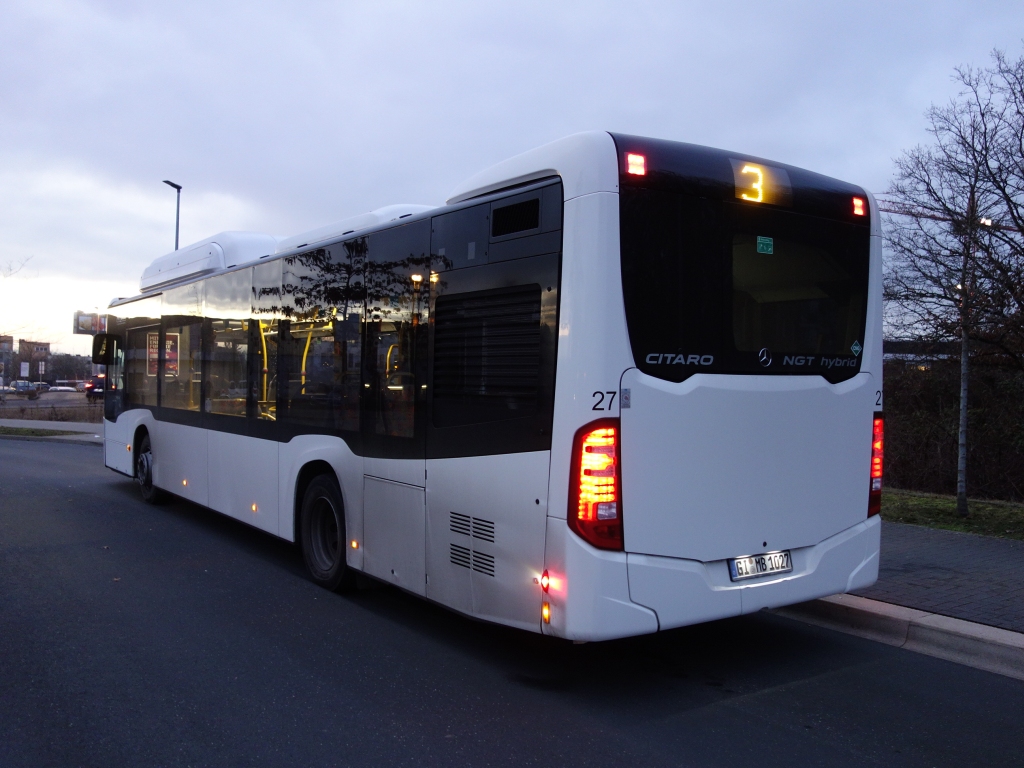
[131,425,151,478]
[293,460,340,542]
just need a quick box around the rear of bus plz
[543,134,882,641]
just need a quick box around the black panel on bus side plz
[425,252,560,459]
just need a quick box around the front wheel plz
[300,475,356,593]
[135,434,166,504]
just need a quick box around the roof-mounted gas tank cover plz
[274,204,436,254]
[139,231,281,292]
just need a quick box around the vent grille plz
[433,285,542,426]
[492,198,540,237]
[450,543,471,569]
[471,517,495,543]
[471,551,495,577]
[450,511,471,536]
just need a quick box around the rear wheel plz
[300,475,356,593]
[135,434,166,504]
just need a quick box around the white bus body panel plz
[627,516,879,629]
[363,476,426,596]
[208,431,279,536]
[619,370,877,562]
[426,451,551,632]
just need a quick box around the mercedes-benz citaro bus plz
[92,132,883,641]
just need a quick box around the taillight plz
[868,413,883,517]
[568,418,623,550]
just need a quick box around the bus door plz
[360,223,431,596]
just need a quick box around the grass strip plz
[0,427,85,437]
[883,488,1024,541]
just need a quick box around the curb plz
[0,434,104,447]
[776,593,1024,682]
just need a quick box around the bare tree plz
[884,48,1024,517]
[1,255,32,278]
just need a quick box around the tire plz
[135,434,166,505]
[300,474,356,593]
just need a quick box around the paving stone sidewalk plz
[853,520,1024,633]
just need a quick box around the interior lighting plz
[568,419,623,550]
[542,601,551,624]
[626,153,646,176]
[853,197,866,216]
[868,415,884,517]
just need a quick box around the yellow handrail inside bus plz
[258,321,269,403]
[300,328,313,394]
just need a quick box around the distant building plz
[19,339,51,361]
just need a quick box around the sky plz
[1,0,1022,355]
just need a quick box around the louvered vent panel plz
[471,517,495,543]
[471,551,495,577]
[450,511,471,536]
[433,285,542,426]
[450,543,471,569]
[492,198,540,237]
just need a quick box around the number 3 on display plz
[740,164,763,203]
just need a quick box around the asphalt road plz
[2,440,1023,768]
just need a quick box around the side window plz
[161,321,202,412]
[104,336,125,422]
[125,326,158,407]
[161,284,204,412]
[278,240,365,431]
[365,221,431,444]
[205,271,251,417]
[252,260,283,421]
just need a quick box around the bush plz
[885,360,1024,501]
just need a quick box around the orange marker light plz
[350,540,359,549]
[626,153,646,176]
[251,503,258,513]
[853,197,866,216]
[126,444,131,452]
[182,479,188,487]
[542,601,551,624]
[541,570,550,592]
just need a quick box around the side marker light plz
[541,570,550,592]
[182,479,188,487]
[351,540,359,549]
[626,153,646,176]
[251,503,258,513]
[126,444,131,452]
[542,601,551,624]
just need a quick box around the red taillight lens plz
[626,153,646,176]
[868,413,883,517]
[853,197,866,216]
[568,419,623,550]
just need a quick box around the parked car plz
[12,380,39,400]
[84,375,105,403]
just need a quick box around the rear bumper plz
[626,515,880,631]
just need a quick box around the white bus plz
[93,132,883,641]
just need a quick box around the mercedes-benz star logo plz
[758,347,772,367]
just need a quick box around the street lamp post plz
[163,180,182,250]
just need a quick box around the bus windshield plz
[619,188,870,383]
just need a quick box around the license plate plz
[728,550,792,582]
